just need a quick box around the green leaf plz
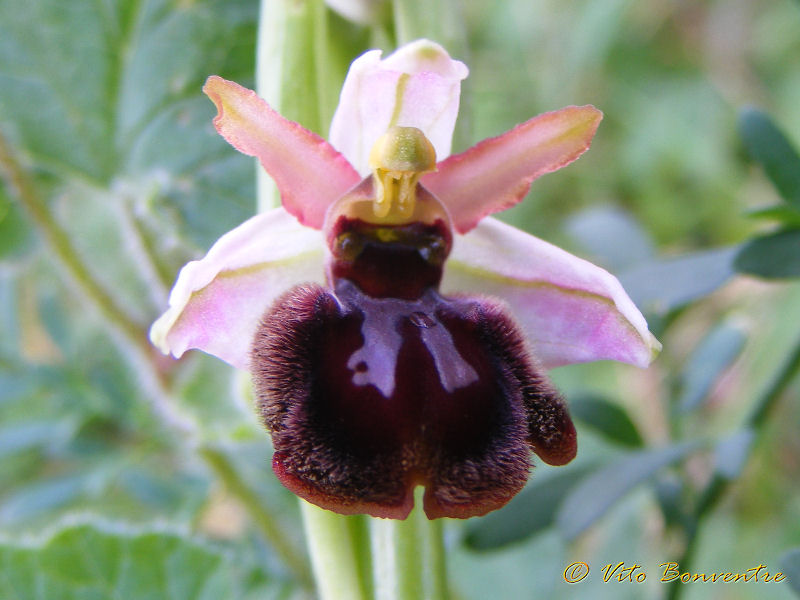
[176,356,251,434]
[618,247,736,316]
[0,195,35,260]
[678,321,747,413]
[0,521,269,599]
[0,420,75,458]
[713,429,754,480]
[780,547,800,596]
[0,0,258,252]
[735,229,800,279]
[565,206,654,271]
[739,108,800,208]
[0,272,20,357]
[569,396,644,448]
[556,442,697,540]
[0,361,45,404]
[745,204,800,228]
[36,289,73,355]
[0,475,88,523]
[653,475,687,528]
[117,467,189,510]
[463,466,594,551]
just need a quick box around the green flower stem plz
[257,0,330,135]
[257,0,331,213]
[200,446,314,589]
[300,493,449,600]
[370,488,448,600]
[301,502,372,600]
[667,333,800,600]
[391,0,466,53]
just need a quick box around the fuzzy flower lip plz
[151,39,659,374]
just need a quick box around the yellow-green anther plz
[370,126,437,173]
[369,127,436,222]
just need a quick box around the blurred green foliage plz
[1,0,799,598]
[0,522,277,598]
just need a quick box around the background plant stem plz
[201,446,314,589]
[667,333,800,600]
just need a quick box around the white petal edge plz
[150,208,326,370]
[442,217,660,368]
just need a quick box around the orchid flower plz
[150,40,660,520]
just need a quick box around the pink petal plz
[423,106,603,234]
[150,208,326,369]
[329,40,468,174]
[441,217,660,368]
[203,76,360,230]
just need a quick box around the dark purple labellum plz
[251,215,576,520]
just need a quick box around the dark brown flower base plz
[251,280,576,520]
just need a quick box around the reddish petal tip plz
[424,104,603,234]
[201,75,359,229]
